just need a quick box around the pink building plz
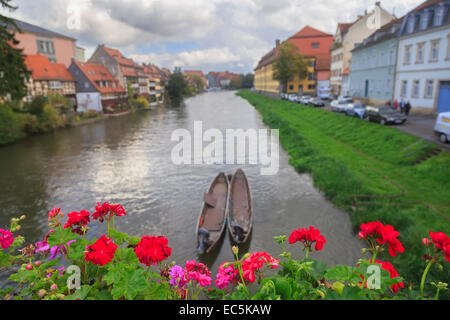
[9,18,77,67]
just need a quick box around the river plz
[0,91,363,275]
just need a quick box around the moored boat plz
[228,169,253,244]
[195,172,230,254]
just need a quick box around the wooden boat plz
[228,169,253,244]
[196,172,230,254]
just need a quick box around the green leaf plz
[46,228,79,248]
[66,285,92,300]
[109,229,130,246]
[273,278,292,300]
[341,286,368,300]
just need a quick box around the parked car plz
[298,95,312,105]
[308,98,325,107]
[345,102,367,118]
[288,94,298,102]
[336,97,354,113]
[434,112,450,143]
[330,99,339,111]
[317,87,332,100]
[364,105,407,125]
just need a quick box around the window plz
[401,80,408,97]
[404,45,412,64]
[430,39,440,62]
[407,16,415,33]
[308,72,315,80]
[412,80,420,98]
[49,81,62,89]
[420,11,429,30]
[308,84,316,90]
[312,43,320,49]
[434,6,444,26]
[416,43,425,63]
[84,82,90,89]
[289,85,294,90]
[37,39,55,54]
[425,80,434,98]
[447,34,450,60]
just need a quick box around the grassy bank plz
[237,91,450,289]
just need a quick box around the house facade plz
[184,70,208,91]
[331,3,395,96]
[394,0,450,114]
[24,54,76,101]
[349,18,404,104]
[9,19,77,67]
[286,57,317,95]
[68,60,127,112]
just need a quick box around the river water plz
[0,91,363,275]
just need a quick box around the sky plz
[2,0,425,74]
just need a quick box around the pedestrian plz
[394,99,398,110]
[405,101,411,116]
[400,99,406,114]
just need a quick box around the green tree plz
[0,0,30,100]
[242,73,254,89]
[272,42,308,93]
[167,67,188,105]
[229,75,243,90]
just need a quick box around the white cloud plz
[2,0,425,73]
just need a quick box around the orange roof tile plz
[25,54,74,81]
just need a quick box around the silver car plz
[345,102,367,118]
[336,97,354,113]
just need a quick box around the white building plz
[394,0,450,114]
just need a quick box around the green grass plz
[238,91,450,290]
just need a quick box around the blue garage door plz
[437,81,450,113]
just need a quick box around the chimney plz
[276,39,280,48]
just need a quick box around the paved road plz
[309,99,448,149]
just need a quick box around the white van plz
[434,112,450,143]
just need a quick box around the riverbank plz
[237,90,450,286]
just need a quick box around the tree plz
[167,67,188,106]
[0,0,30,100]
[242,73,254,89]
[229,75,243,90]
[272,42,308,94]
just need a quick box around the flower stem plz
[305,247,309,259]
[420,261,433,298]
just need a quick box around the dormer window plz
[434,6,445,26]
[420,11,429,30]
[407,16,415,33]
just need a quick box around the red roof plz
[25,54,74,81]
[337,23,354,35]
[73,60,126,94]
[290,26,333,38]
[101,45,135,67]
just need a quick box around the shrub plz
[0,104,25,144]
[27,96,48,116]
[38,104,64,132]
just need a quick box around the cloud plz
[2,0,425,73]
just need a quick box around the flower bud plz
[20,215,26,220]
[232,246,239,256]
[38,289,47,298]
[422,238,431,246]
[35,261,41,267]
[26,264,33,270]
[50,284,58,291]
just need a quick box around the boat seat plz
[204,193,217,208]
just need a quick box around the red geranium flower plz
[64,210,90,235]
[429,231,450,262]
[289,226,326,251]
[85,235,118,266]
[358,221,404,257]
[134,235,171,266]
[48,207,62,221]
[92,202,127,222]
[358,260,404,293]
[0,229,14,249]
[241,252,279,283]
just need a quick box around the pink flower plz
[0,229,14,249]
